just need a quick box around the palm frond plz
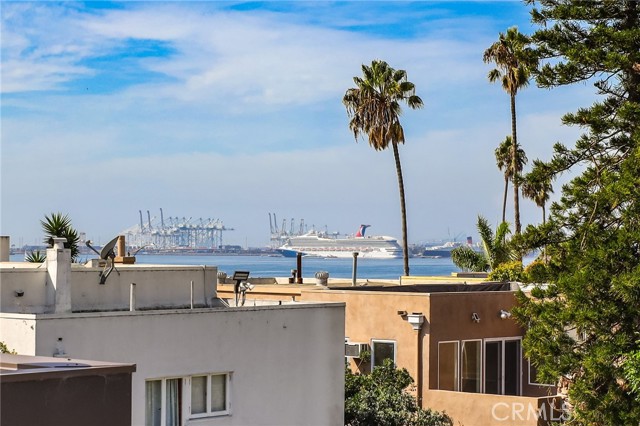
[25,250,46,263]
[41,212,80,262]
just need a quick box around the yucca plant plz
[41,212,80,262]
[25,250,46,263]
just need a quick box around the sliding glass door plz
[484,339,521,395]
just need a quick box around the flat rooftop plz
[334,283,513,293]
[0,354,136,382]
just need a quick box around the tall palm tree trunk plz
[502,176,509,223]
[510,93,521,235]
[392,142,410,276]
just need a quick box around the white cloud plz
[1,2,597,247]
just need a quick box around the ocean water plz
[10,253,459,279]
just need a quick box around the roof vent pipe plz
[351,252,359,286]
[130,283,136,311]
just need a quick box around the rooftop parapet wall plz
[0,263,217,313]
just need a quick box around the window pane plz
[461,341,481,393]
[145,380,161,426]
[372,341,395,368]
[529,360,552,385]
[485,341,502,394]
[211,374,227,412]
[166,379,182,426]
[504,340,521,396]
[438,342,459,391]
[191,376,207,415]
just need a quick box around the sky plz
[1,1,597,248]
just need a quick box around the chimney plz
[0,236,9,262]
[46,238,72,313]
[114,235,136,264]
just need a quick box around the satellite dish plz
[100,236,119,261]
[86,236,120,285]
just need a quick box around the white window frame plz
[437,340,460,391]
[145,376,185,426]
[460,339,483,393]
[145,373,231,426]
[483,337,522,396]
[527,359,553,386]
[370,339,396,371]
[188,373,231,419]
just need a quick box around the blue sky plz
[1,1,595,248]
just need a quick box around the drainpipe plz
[416,328,423,406]
[406,313,425,407]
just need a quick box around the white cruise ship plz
[277,225,402,259]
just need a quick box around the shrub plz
[488,260,524,282]
[523,259,549,283]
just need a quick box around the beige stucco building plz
[0,240,345,426]
[218,275,563,426]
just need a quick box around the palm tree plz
[476,215,513,270]
[483,27,537,235]
[495,136,528,224]
[450,215,515,272]
[343,60,423,276]
[41,212,80,262]
[521,160,554,225]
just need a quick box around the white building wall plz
[19,303,344,426]
[0,267,49,314]
[0,264,218,313]
[0,314,37,355]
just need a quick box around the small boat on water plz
[277,225,402,259]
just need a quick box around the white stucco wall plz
[0,263,218,313]
[69,264,217,311]
[16,303,344,426]
[0,266,49,313]
[0,314,37,355]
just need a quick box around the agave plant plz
[25,250,46,263]
[41,212,80,262]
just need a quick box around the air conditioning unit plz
[345,342,369,358]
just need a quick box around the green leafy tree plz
[623,348,640,396]
[450,244,488,272]
[484,27,537,235]
[345,359,453,426]
[495,136,528,224]
[41,212,80,262]
[514,1,640,424]
[343,60,424,276]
